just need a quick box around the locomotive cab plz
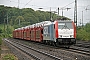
[54,20,76,46]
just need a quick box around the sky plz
[0,0,90,25]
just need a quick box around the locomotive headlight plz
[59,35,62,37]
[70,35,74,38]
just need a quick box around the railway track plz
[6,38,90,60]
[4,38,62,60]
[74,41,90,48]
[65,46,90,56]
[67,40,90,56]
[17,39,90,56]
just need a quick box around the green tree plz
[0,28,2,33]
[15,16,25,26]
[0,5,71,38]
[77,29,89,40]
[77,23,90,41]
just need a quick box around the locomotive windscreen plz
[58,22,73,29]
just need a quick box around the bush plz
[0,37,2,45]
[0,28,2,33]
[2,54,16,60]
[77,28,90,41]
[0,37,2,50]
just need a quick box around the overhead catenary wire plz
[61,1,75,9]
[54,1,75,19]
[4,0,90,10]
[23,0,32,8]
[5,0,34,8]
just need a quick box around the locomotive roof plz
[56,20,72,22]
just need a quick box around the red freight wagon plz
[35,23,43,42]
[23,27,27,40]
[31,24,36,41]
[29,26,31,40]
[16,29,19,38]
[26,26,31,40]
[21,27,24,39]
[18,28,22,39]
[17,28,20,38]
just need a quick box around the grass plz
[0,37,18,60]
[0,37,2,45]
[2,54,17,60]
[0,24,4,31]
[0,37,2,50]
[0,24,17,60]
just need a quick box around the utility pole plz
[82,11,83,27]
[62,9,63,19]
[4,18,6,37]
[50,7,52,20]
[80,19,81,26]
[7,13,9,35]
[18,0,19,9]
[18,0,20,27]
[57,7,59,19]
[74,0,77,32]
[60,8,71,20]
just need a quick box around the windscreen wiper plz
[61,23,70,30]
